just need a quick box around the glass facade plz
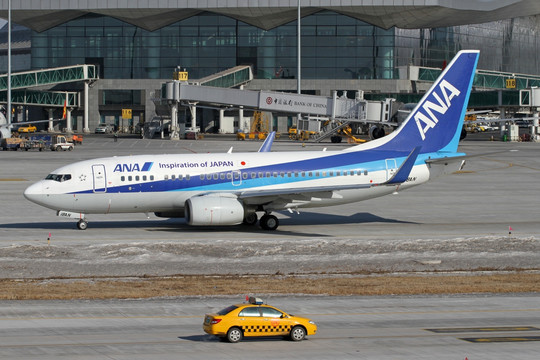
[28,12,540,81]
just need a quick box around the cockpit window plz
[45,174,72,182]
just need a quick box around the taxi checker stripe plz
[242,325,292,333]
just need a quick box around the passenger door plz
[237,306,263,337]
[385,158,397,181]
[92,164,107,193]
[260,307,291,336]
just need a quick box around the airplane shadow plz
[0,212,415,237]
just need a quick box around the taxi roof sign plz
[248,296,263,305]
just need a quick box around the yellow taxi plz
[203,297,317,343]
[16,124,37,133]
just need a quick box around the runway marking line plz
[426,326,539,333]
[460,336,540,343]
[0,178,27,181]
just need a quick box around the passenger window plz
[164,175,169,180]
[251,172,256,179]
[364,170,368,175]
[323,171,327,176]
[143,175,147,181]
[273,172,278,178]
[260,307,283,318]
[294,171,299,177]
[128,176,132,181]
[185,175,190,180]
[171,175,175,180]
[238,307,261,317]
[206,174,212,180]
[329,171,334,176]
[227,173,232,180]
[135,175,140,181]
[242,173,248,179]
[316,172,320,177]
[287,172,292,177]
[280,172,285,177]
[200,174,205,180]
[220,173,225,180]
[301,171,305,177]
[213,173,219,180]
[178,174,183,180]
[258,172,263,178]
[308,171,312,177]
[266,172,271,178]
[121,176,125,181]
[150,175,155,180]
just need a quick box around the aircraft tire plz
[77,219,88,230]
[260,214,279,230]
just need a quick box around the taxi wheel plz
[227,327,243,343]
[290,326,306,341]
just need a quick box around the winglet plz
[258,131,276,152]
[384,146,421,185]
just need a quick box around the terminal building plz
[1,1,540,134]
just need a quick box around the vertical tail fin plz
[375,50,479,153]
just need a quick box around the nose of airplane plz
[23,181,44,205]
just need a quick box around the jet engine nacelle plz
[185,195,244,226]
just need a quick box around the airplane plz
[24,50,480,231]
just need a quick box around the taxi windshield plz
[217,305,238,316]
[45,174,72,182]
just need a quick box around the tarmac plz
[0,295,539,359]
[0,133,539,278]
[1,133,540,358]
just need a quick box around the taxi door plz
[260,306,292,336]
[238,306,265,337]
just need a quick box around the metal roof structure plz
[1,0,540,32]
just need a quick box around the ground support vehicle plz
[23,139,47,151]
[50,135,74,151]
[1,137,23,150]
[66,134,83,145]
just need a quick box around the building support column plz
[65,109,72,133]
[219,108,224,133]
[169,102,179,140]
[47,109,54,132]
[83,81,90,133]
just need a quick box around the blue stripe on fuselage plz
[71,149,415,194]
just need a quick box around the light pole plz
[7,0,12,125]
[297,0,301,95]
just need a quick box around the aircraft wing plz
[238,146,420,208]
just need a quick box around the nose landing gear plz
[77,219,88,230]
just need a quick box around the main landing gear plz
[243,212,279,231]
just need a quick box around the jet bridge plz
[161,79,371,140]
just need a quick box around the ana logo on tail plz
[414,79,461,140]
